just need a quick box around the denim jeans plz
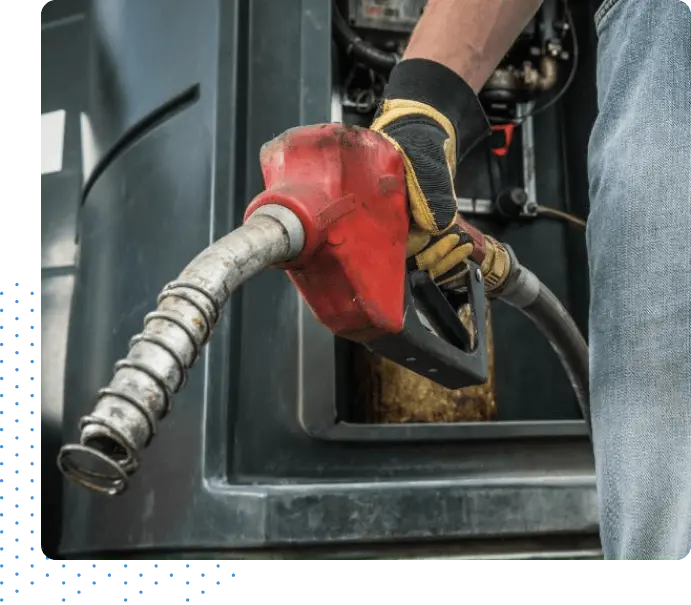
[588,0,691,559]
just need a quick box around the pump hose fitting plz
[480,235,512,294]
[57,205,305,495]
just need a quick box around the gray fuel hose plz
[495,250,591,435]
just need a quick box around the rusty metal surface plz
[356,302,497,423]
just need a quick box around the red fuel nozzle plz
[244,124,410,342]
[245,124,490,389]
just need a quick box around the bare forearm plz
[404,0,543,92]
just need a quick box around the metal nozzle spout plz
[57,206,305,495]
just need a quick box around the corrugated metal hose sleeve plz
[56,205,305,496]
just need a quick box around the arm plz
[404,0,544,92]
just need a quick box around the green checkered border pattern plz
[0,281,240,605]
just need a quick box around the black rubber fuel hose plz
[332,1,398,73]
[496,256,591,435]
[520,283,590,426]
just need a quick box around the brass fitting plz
[480,236,512,295]
[453,217,512,295]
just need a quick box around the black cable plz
[332,1,398,74]
[488,1,579,125]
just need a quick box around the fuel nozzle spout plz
[57,205,305,495]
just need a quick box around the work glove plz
[370,58,490,286]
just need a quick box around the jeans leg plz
[588,0,691,559]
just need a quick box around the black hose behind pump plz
[332,1,398,73]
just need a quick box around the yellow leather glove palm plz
[370,59,490,285]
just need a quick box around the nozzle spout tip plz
[57,443,130,496]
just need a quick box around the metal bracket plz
[518,102,539,217]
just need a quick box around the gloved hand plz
[370,58,490,286]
